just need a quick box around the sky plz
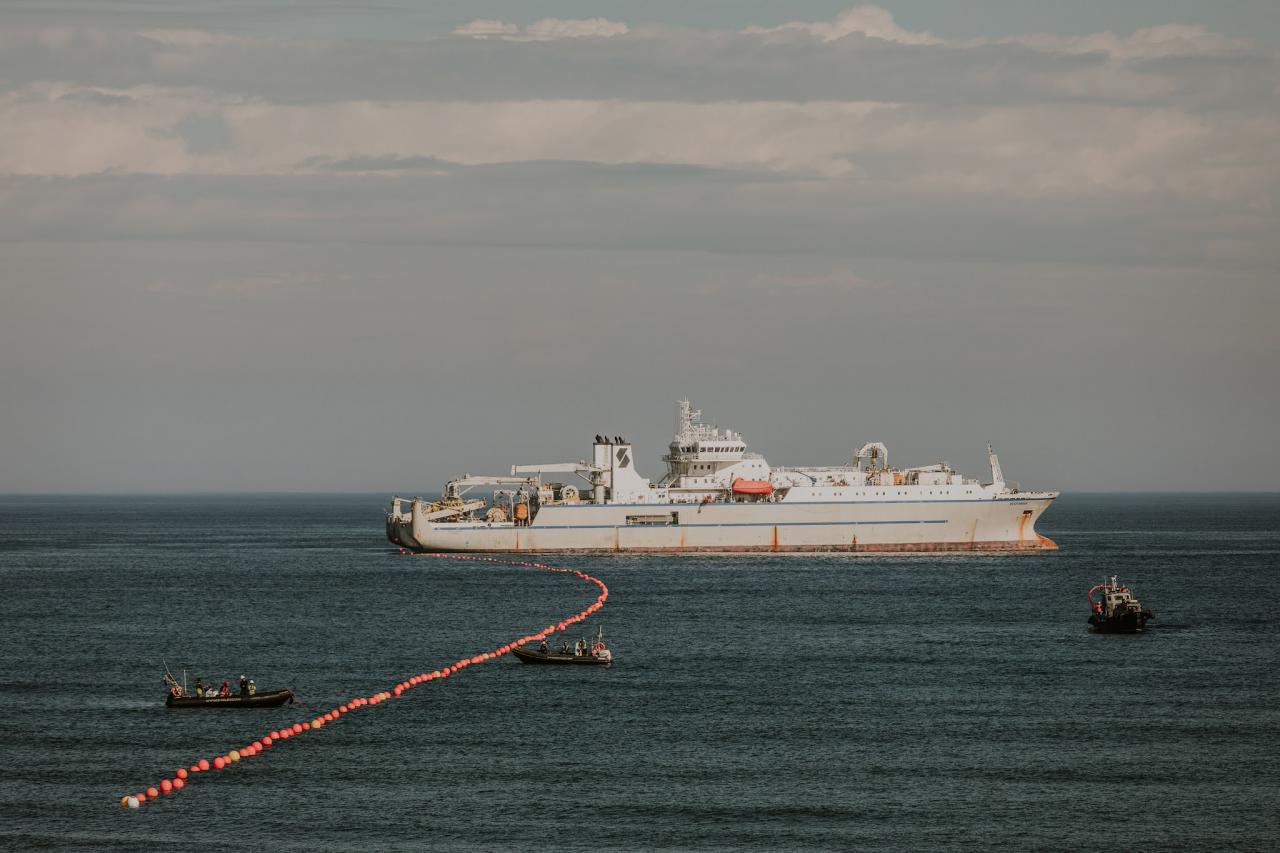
[1,2,1277,493]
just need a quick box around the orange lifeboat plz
[731,479,773,496]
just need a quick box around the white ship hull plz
[388,399,1059,555]
[401,492,1056,554]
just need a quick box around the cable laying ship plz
[387,400,1058,554]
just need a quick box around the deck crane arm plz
[987,443,1005,487]
[444,475,538,499]
[510,462,602,475]
[510,462,605,487]
[855,442,889,471]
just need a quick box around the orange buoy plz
[119,554,611,807]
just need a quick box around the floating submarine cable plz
[117,553,609,809]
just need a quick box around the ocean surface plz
[1,493,1278,851]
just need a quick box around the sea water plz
[1,493,1277,851]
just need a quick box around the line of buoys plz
[118,552,609,808]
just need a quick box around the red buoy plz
[160,780,173,795]
[146,787,159,799]
[213,757,226,770]
[198,759,210,772]
[176,768,188,780]
[173,778,185,791]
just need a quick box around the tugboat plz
[512,626,614,666]
[1087,576,1154,633]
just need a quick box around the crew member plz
[194,678,205,698]
[239,675,248,696]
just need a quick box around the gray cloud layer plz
[1,5,1277,491]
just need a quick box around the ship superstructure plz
[387,400,1058,554]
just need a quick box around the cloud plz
[0,16,1272,112]
[214,271,320,297]
[144,270,322,298]
[454,17,629,42]
[744,6,1253,58]
[3,83,1276,208]
[1001,24,1255,59]
[751,270,879,291]
[451,20,518,39]
[4,167,1273,274]
[303,154,454,173]
[744,5,941,45]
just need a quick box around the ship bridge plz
[658,400,772,491]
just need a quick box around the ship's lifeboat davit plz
[731,478,773,496]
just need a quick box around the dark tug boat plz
[513,626,614,666]
[1087,576,1154,633]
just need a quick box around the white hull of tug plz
[400,494,1057,554]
